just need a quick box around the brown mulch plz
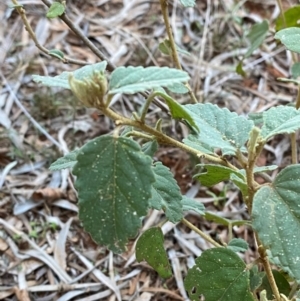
[0,0,299,300]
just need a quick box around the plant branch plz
[12,0,87,65]
[181,218,222,248]
[290,132,298,164]
[40,0,116,72]
[159,0,197,104]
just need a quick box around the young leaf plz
[252,164,300,282]
[194,164,246,187]
[227,238,248,253]
[48,49,65,60]
[32,61,107,89]
[260,270,290,300]
[261,106,300,140]
[179,0,195,7]
[73,135,155,253]
[249,266,264,292]
[108,66,189,94]
[253,165,278,173]
[236,61,246,76]
[276,5,300,31]
[275,28,300,54]
[166,83,189,94]
[149,162,183,223]
[245,20,269,58]
[182,196,205,215]
[291,62,300,79]
[136,227,172,278]
[158,39,191,57]
[141,140,158,157]
[184,248,254,301]
[46,2,65,18]
[184,103,254,155]
[49,149,80,171]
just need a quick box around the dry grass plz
[0,0,299,300]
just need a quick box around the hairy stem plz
[181,218,222,248]
[159,0,197,104]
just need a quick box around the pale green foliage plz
[252,164,300,281]
[136,227,172,278]
[291,62,300,78]
[108,66,190,94]
[227,238,248,252]
[276,5,300,31]
[181,196,205,215]
[184,248,254,301]
[46,2,65,18]
[73,135,155,253]
[49,149,79,170]
[275,27,300,54]
[179,0,195,7]
[149,162,183,223]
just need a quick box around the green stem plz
[140,93,157,122]
[126,131,153,140]
[159,0,197,104]
[181,218,222,248]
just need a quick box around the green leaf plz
[275,27,300,54]
[179,0,195,7]
[194,164,246,187]
[108,66,189,94]
[149,162,183,223]
[253,165,278,173]
[276,5,300,31]
[236,61,246,76]
[204,211,248,227]
[48,49,65,60]
[167,83,189,94]
[260,270,290,299]
[230,173,248,196]
[141,140,158,157]
[136,227,172,278]
[183,134,214,155]
[184,103,254,155]
[249,266,264,292]
[32,61,107,89]
[227,238,248,252]
[245,20,269,58]
[46,2,65,18]
[252,164,300,281]
[184,248,254,301]
[182,196,205,215]
[158,39,190,57]
[292,62,300,78]
[261,105,300,139]
[248,112,264,126]
[49,149,80,170]
[73,135,155,253]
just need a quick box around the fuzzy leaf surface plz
[275,27,300,54]
[227,238,248,253]
[73,135,155,253]
[183,135,214,154]
[245,20,269,58]
[180,0,195,7]
[108,66,189,94]
[136,227,172,278]
[292,62,300,78]
[249,266,264,292]
[276,5,300,31]
[184,103,254,155]
[261,106,300,139]
[184,248,254,301]
[49,149,80,171]
[194,164,246,187]
[252,164,300,281]
[182,196,205,215]
[149,162,183,223]
[32,61,107,89]
[141,140,158,157]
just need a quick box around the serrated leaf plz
[194,164,246,187]
[32,61,107,89]
[276,5,300,31]
[252,164,300,281]
[73,135,155,253]
[227,238,248,252]
[108,66,189,94]
[180,0,195,7]
[182,196,205,215]
[48,49,64,60]
[261,105,300,139]
[141,140,158,157]
[136,227,172,278]
[184,248,254,301]
[275,27,300,54]
[184,103,254,155]
[248,112,264,126]
[245,20,269,58]
[49,149,80,170]
[249,266,264,292]
[292,62,300,78]
[46,2,65,18]
[260,270,290,299]
[149,162,183,223]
